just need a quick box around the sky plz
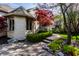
[9,3,36,9]
[8,3,60,15]
[0,3,60,15]
[2,3,37,9]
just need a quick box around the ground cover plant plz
[48,38,79,56]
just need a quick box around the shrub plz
[38,30,47,33]
[53,39,64,45]
[63,45,79,56]
[48,39,64,53]
[26,31,52,43]
[48,43,61,53]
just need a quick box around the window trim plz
[8,17,14,31]
[26,18,32,30]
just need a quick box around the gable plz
[10,6,26,15]
[4,6,35,19]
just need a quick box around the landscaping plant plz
[63,45,79,56]
[36,9,54,26]
[0,17,7,31]
[48,39,64,53]
[26,31,52,43]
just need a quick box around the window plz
[29,20,32,30]
[26,19,29,30]
[9,18,14,31]
[26,18,32,30]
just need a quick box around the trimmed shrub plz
[26,31,52,43]
[63,45,79,56]
[38,30,47,33]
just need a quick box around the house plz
[0,4,12,37]
[0,6,53,41]
[0,4,13,16]
[3,6,39,40]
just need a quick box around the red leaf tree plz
[0,17,7,31]
[35,9,54,26]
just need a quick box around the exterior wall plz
[7,16,26,40]
[7,16,40,40]
[7,31,14,38]
[13,16,26,40]
[7,18,14,38]
[0,30,7,37]
[32,21,39,33]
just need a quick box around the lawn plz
[59,34,79,40]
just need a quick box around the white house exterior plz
[0,6,53,41]
[3,6,39,40]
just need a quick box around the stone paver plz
[0,34,62,56]
[0,42,53,56]
[46,34,62,40]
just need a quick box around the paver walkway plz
[0,42,53,56]
[47,34,62,40]
[0,34,62,56]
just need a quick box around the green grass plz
[59,34,79,40]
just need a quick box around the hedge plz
[26,31,52,43]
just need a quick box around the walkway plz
[0,41,53,56]
[43,34,62,44]
[0,34,62,56]
[47,34,62,40]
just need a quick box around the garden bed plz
[44,38,79,56]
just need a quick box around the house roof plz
[0,4,13,13]
[26,7,38,12]
[0,9,8,13]
[26,7,38,18]
[4,6,35,19]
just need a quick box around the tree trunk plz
[66,13,72,45]
[60,3,72,45]
[67,30,72,44]
[60,4,68,32]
